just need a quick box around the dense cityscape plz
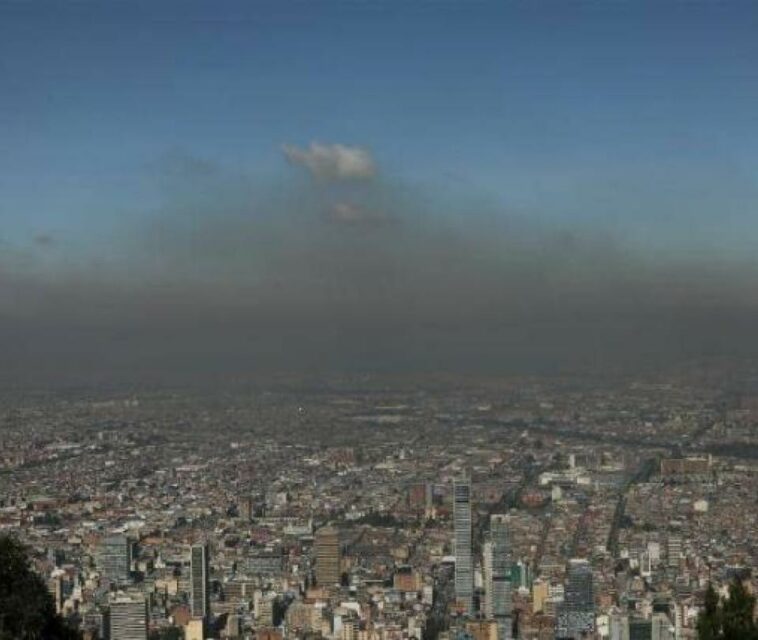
[1,372,756,639]
[4,1,758,639]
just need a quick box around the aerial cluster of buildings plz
[0,374,755,639]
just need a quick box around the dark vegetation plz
[697,580,758,640]
[0,534,81,640]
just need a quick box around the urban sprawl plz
[1,373,756,639]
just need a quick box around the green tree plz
[697,580,758,640]
[697,583,722,640]
[0,534,81,640]
[721,579,758,640]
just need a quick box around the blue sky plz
[4,1,758,381]
[1,0,757,255]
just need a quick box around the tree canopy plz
[697,580,758,640]
[0,534,81,640]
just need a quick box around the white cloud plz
[331,202,366,223]
[328,201,389,226]
[282,142,376,181]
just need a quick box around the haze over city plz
[1,4,758,640]
[3,1,758,384]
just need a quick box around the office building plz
[99,535,131,585]
[109,595,147,640]
[190,543,210,621]
[667,534,682,569]
[454,477,474,615]
[556,559,594,639]
[651,613,674,640]
[185,618,204,640]
[609,613,630,640]
[483,540,493,617]
[315,526,341,587]
[490,514,513,639]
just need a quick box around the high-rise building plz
[257,592,276,626]
[483,540,494,618]
[629,618,653,640]
[190,543,210,621]
[532,579,549,615]
[609,613,630,640]
[464,620,499,640]
[556,559,594,639]
[226,613,242,638]
[99,535,131,585]
[83,609,110,640]
[315,526,341,587]
[490,514,513,639]
[651,613,675,640]
[109,595,147,640]
[454,477,474,615]
[667,534,682,570]
[513,559,533,590]
[241,496,254,522]
[185,619,205,640]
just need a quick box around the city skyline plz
[0,372,756,639]
[1,2,757,639]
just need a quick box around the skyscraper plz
[240,496,254,522]
[109,595,147,640]
[483,540,494,618]
[651,613,675,640]
[190,543,210,621]
[454,478,473,614]
[315,526,341,587]
[609,613,630,640]
[666,533,682,570]
[556,559,595,639]
[99,535,131,585]
[490,514,513,639]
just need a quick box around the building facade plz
[99,535,131,585]
[490,514,513,639]
[315,526,341,587]
[556,559,594,639]
[190,543,210,621]
[109,596,147,640]
[454,478,474,615]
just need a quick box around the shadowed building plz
[315,526,341,587]
[190,543,210,621]
[99,535,131,585]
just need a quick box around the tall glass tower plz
[490,514,513,639]
[190,543,210,621]
[453,478,473,614]
[556,558,594,639]
[99,535,131,585]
